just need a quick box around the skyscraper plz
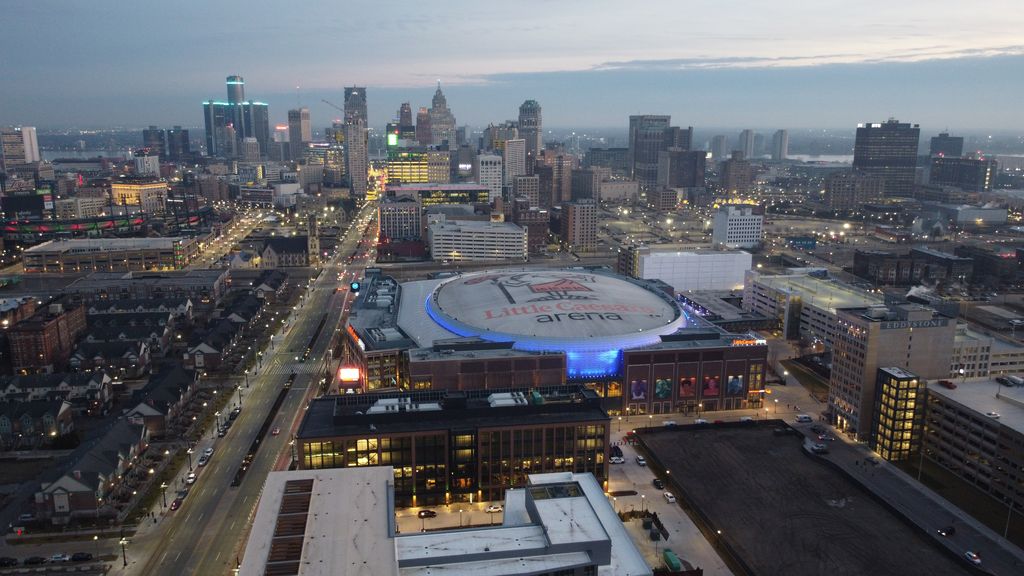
[142,125,166,158]
[475,153,503,198]
[737,129,755,160]
[344,87,367,125]
[429,83,456,148]
[344,119,368,197]
[288,107,312,162]
[1,126,39,171]
[663,126,693,151]
[561,199,597,251]
[166,126,190,161]
[503,138,526,183]
[771,129,789,161]
[929,132,964,157]
[628,115,671,191]
[202,75,270,159]
[853,119,920,198]
[398,103,413,127]
[518,100,542,174]
[710,135,729,161]
[415,108,432,146]
[657,149,706,189]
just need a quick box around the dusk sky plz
[3,0,1022,131]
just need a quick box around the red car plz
[169,498,182,511]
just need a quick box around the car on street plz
[271,427,281,436]
[662,420,678,427]
[610,445,623,457]
[739,416,754,423]
[50,554,69,563]
[70,552,93,562]
[0,557,17,567]
[817,433,836,442]
[694,419,709,425]
[417,510,437,519]
[203,448,214,457]
[218,427,227,437]
[937,526,956,537]
[635,455,647,466]
[23,556,46,565]
[186,472,198,485]
[197,455,209,466]
[609,456,625,464]
[963,551,981,565]
[169,498,182,511]
[811,443,829,454]
[810,425,825,434]
[17,513,34,522]
[652,478,664,489]
[485,504,503,513]
[664,492,676,503]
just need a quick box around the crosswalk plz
[260,361,324,376]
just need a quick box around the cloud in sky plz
[1,0,1022,129]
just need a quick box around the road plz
[106,203,377,576]
[188,209,263,269]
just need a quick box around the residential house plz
[183,320,240,371]
[249,269,288,302]
[125,365,198,438]
[85,298,193,321]
[0,370,112,416]
[0,399,74,450]
[69,341,150,379]
[80,324,170,357]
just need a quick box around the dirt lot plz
[641,425,971,576]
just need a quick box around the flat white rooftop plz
[25,237,193,253]
[928,379,1024,435]
[752,272,883,314]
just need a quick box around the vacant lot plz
[641,425,970,576]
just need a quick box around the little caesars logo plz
[468,273,661,323]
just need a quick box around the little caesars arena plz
[342,268,768,415]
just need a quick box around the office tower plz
[570,168,602,201]
[584,147,629,176]
[455,126,468,148]
[345,119,368,197]
[288,107,312,163]
[415,107,432,146]
[561,199,597,250]
[929,157,997,193]
[853,119,920,198]
[482,121,518,152]
[711,204,764,248]
[929,132,964,157]
[719,151,753,194]
[1,126,39,171]
[771,129,789,161]
[663,126,693,151]
[628,115,671,191]
[657,148,706,189]
[202,75,270,158]
[870,367,925,462]
[241,137,261,162]
[398,102,413,126]
[344,87,367,125]
[511,197,549,253]
[503,138,526,183]
[518,100,543,173]
[737,129,755,159]
[513,175,540,207]
[539,150,578,205]
[426,150,451,184]
[710,135,729,161]
[829,304,955,439]
[475,154,503,198]
[142,125,166,158]
[824,171,885,210]
[429,83,456,147]
[166,126,190,161]
[133,150,161,176]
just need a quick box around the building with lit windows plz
[23,237,199,273]
[378,197,422,241]
[341,269,767,415]
[427,219,527,262]
[385,183,489,206]
[297,387,609,506]
[853,119,920,198]
[110,178,167,213]
[870,367,924,462]
[712,203,763,249]
[202,75,270,158]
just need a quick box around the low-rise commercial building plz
[619,246,750,292]
[712,204,763,249]
[428,219,527,262]
[23,237,199,273]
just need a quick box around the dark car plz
[652,478,665,490]
[937,526,956,537]
[417,510,437,519]
[23,556,47,565]
[810,424,825,435]
[0,557,17,567]
[71,552,93,562]
[610,446,623,458]
[169,498,183,511]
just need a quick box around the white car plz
[609,456,625,464]
[485,504,503,513]
[635,455,647,466]
[663,492,676,503]
[186,472,197,485]
[694,418,709,425]
[203,448,214,457]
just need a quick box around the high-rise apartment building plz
[429,83,456,147]
[344,119,368,197]
[202,75,270,158]
[502,138,526,183]
[142,125,166,158]
[929,132,964,157]
[737,129,755,159]
[1,126,40,171]
[560,199,597,250]
[570,168,602,202]
[344,87,367,125]
[824,171,885,210]
[474,154,503,198]
[657,148,706,189]
[710,135,729,161]
[771,129,789,161]
[511,197,548,253]
[829,304,955,439]
[288,107,312,162]
[512,175,540,207]
[929,157,997,193]
[711,204,763,249]
[853,119,920,198]
[518,100,542,174]
[870,367,925,462]
[628,115,671,191]
[719,151,753,194]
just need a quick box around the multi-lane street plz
[102,202,377,576]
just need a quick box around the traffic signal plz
[350,281,360,294]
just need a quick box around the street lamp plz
[617,416,622,431]
[160,481,168,508]
[186,446,194,472]
[93,534,99,559]
[774,399,778,415]
[120,537,128,567]
[459,509,464,527]
[697,403,703,418]
[641,494,646,514]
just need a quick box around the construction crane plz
[322,99,345,122]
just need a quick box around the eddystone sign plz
[879,318,949,330]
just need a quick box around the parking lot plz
[640,423,972,576]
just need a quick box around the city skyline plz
[2,1,1023,130]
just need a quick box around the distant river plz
[788,154,853,163]
[41,150,129,161]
